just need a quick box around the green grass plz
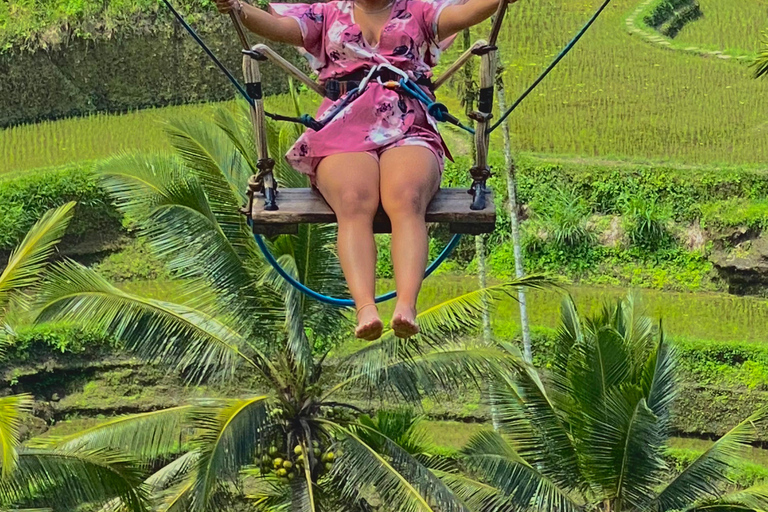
[3,0,768,174]
[0,94,320,175]
[673,0,767,55]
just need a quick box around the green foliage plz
[621,196,673,250]
[94,238,169,282]
[0,165,121,251]
[531,186,594,249]
[455,295,768,512]
[512,157,768,222]
[1,323,119,363]
[700,198,768,231]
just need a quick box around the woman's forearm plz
[214,0,303,46]
[438,0,510,41]
[240,3,303,45]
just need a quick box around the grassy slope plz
[3,0,768,174]
[673,0,767,54]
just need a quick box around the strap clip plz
[242,49,268,61]
[471,44,498,56]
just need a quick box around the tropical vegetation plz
[446,296,768,512]
[29,103,546,510]
[0,202,150,511]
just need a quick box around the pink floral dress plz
[270,0,461,182]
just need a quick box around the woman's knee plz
[382,186,429,218]
[334,186,380,219]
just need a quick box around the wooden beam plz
[250,188,496,235]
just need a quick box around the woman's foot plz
[355,303,383,341]
[391,303,419,338]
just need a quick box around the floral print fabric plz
[270,0,461,180]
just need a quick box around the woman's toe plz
[391,314,419,338]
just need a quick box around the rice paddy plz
[2,0,767,175]
[673,0,767,54]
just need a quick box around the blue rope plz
[488,0,613,134]
[252,229,463,307]
[398,79,476,135]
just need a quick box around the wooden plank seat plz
[250,188,496,236]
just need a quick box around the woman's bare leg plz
[316,152,383,340]
[380,146,440,338]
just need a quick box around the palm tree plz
[0,203,149,511]
[32,103,548,511]
[445,295,768,512]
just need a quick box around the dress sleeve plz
[420,0,467,49]
[270,3,327,70]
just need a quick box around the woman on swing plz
[215,0,512,340]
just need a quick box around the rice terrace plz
[1,0,768,509]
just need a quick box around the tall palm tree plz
[443,296,768,512]
[0,203,149,512]
[32,103,548,511]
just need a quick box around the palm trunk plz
[494,52,533,363]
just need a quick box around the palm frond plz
[461,430,578,512]
[583,391,666,510]
[323,420,469,512]
[0,449,149,512]
[0,203,74,312]
[190,396,272,512]
[416,276,551,345]
[488,352,584,492]
[35,261,278,385]
[353,409,431,456]
[688,485,768,512]
[261,222,349,345]
[654,409,767,511]
[33,406,192,460]
[328,342,517,403]
[96,154,273,323]
[642,328,679,431]
[97,451,200,512]
[0,394,33,478]
[436,470,518,512]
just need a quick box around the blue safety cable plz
[398,79,476,135]
[488,0,613,134]
[252,228,463,307]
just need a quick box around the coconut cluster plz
[257,441,337,484]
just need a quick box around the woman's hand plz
[439,0,514,41]
[214,0,241,15]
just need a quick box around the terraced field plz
[3,0,768,175]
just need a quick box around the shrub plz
[621,196,673,249]
[0,165,122,251]
[533,186,594,249]
[2,323,120,365]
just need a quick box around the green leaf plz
[190,396,272,512]
[461,430,578,512]
[1,449,149,512]
[0,394,32,478]
[654,409,768,511]
[0,203,74,313]
[33,407,192,460]
[322,420,468,512]
[36,261,274,384]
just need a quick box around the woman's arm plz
[437,0,516,42]
[214,0,303,46]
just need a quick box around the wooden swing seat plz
[250,188,496,236]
